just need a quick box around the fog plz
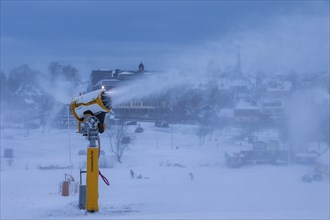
[108,14,328,100]
[286,88,329,147]
[0,1,329,219]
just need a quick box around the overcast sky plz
[1,1,329,77]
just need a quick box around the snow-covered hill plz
[1,123,329,219]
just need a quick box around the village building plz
[314,149,330,176]
[234,100,260,125]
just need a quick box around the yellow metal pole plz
[86,147,99,212]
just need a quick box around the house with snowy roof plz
[257,79,292,121]
[234,100,260,125]
[314,149,329,176]
[88,62,147,91]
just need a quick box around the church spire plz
[138,61,144,73]
[236,45,242,76]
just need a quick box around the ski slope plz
[1,123,329,219]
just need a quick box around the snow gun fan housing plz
[70,88,112,133]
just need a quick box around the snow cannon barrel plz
[70,89,111,133]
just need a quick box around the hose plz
[97,136,110,186]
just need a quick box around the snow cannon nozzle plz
[100,91,112,110]
[70,88,112,134]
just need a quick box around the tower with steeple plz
[138,62,144,73]
[231,45,242,79]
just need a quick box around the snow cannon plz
[70,88,111,133]
[70,89,111,213]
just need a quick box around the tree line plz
[1,62,81,129]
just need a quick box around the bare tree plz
[197,125,209,146]
[48,62,62,81]
[107,125,130,163]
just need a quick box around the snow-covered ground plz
[1,123,329,219]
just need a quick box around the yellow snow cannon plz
[70,88,111,212]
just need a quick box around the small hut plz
[314,149,330,176]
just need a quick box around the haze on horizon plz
[0,1,329,77]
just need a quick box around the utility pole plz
[67,104,72,177]
[171,126,173,150]
[156,136,158,150]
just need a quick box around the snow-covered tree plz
[107,125,130,163]
[1,71,8,102]
[8,64,39,92]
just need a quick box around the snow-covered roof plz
[101,79,120,82]
[253,129,280,140]
[97,69,112,71]
[119,71,134,75]
[262,98,284,108]
[218,108,234,117]
[235,100,258,110]
[225,151,245,158]
[95,79,120,87]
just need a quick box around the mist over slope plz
[0,1,329,219]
